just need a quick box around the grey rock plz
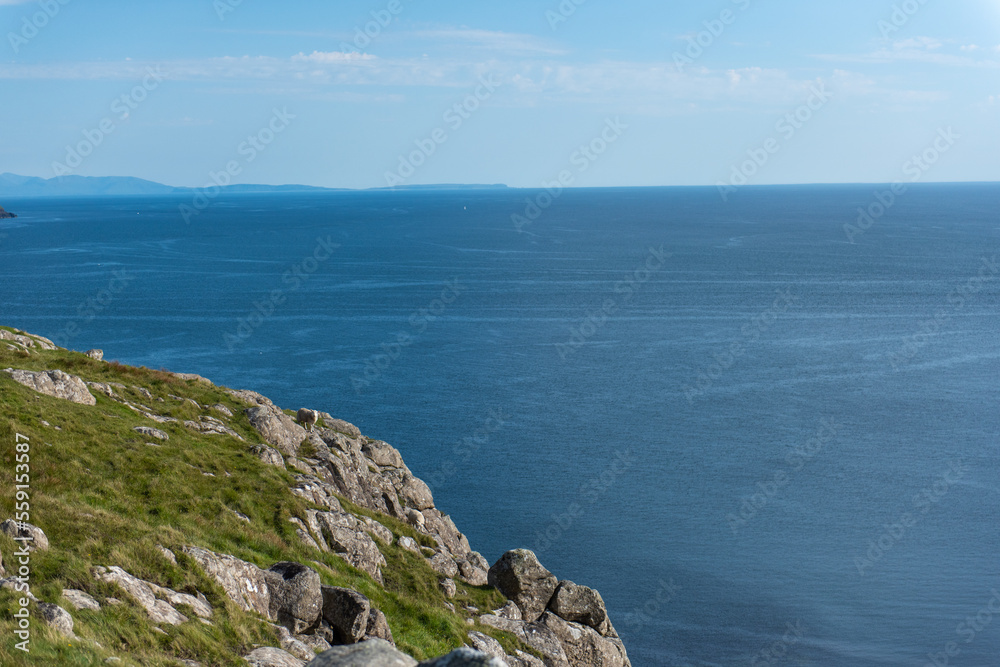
[467,632,505,658]
[0,520,49,551]
[359,517,393,545]
[246,405,308,456]
[211,403,234,418]
[38,602,75,638]
[85,349,104,361]
[548,581,607,631]
[398,536,421,554]
[274,624,318,662]
[265,562,323,634]
[304,639,417,666]
[321,586,370,644]
[478,615,568,666]
[2,368,96,405]
[418,648,507,666]
[362,440,405,469]
[456,557,489,587]
[94,566,187,626]
[440,578,457,598]
[182,546,271,619]
[134,426,169,441]
[62,589,100,611]
[297,632,333,654]
[147,582,213,619]
[488,550,558,623]
[228,388,274,406]
[315,513,386,584]
[157,545,177,565]
[318,413,362,437]
[244,647,306,667]
[365,608,394,644]
[505,651,545,667]
[252,445,286,469]
[428,552,459,579]
[537,612,630,667]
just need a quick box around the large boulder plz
[488,550,558,623]
[547,581,608,631]
[418,648,507,666]
[37,602,75,638]
[246,405,308,456]
[305,638,418,666]
[321,586,370,644]
[182,547,270,619]
[0,520,49,551]
[537,612,630,667]
[264,562,323,634]
[365,608,394,644]
[245,647,306,667]
[2,369,96,405]
[314,513,386,583]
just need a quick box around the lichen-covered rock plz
[548,581,608,631]
[244,647,305,667]
[488,550,558,623]
[418,648,507,666]
[93,566,187,626]
[538,612,630,667]
[246,405,308,456]
[321,586,370,644]
[265,562,323,634]
[467,631,505,658]
[0,520,49,551]
[365,608,394,645]
[182,547,270,619]
[134,426,169,441]
[85,349,104,360]
[38,602,75,638]
[2,368,96,405]
[62,588,100,611]
[305,639,417,666]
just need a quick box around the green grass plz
[0,336,524,665]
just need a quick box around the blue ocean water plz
[1,185,999,666]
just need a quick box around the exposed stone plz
[275,624,318,662]
[170,372,213,385]
[428,552,459,579]
[362,440,405,469]
[440,578,457,598]
[244,647,305,667]
[456,557,489,587]
[94,566,187,626]
[418,648,507,666]
[2,368,96,405]
[548,581,608,631]
[314,512,386,583]
[157,545,177,565]
[467,631,505,658]
[537,612,630,667]
[263,562,323,634]
[253,444,286,468]
[318,413,362,438]
[182,547,270,619]
[38,602,75,638]
[488,550,558,623]
[398,536,421,554]
[147,582,213,619]
[246,405,308,456]
[85,349,104,361]
[211,403,234,418]
[365,608,394,644]
[134,426,169,441]
[185,416,243,440]
[359,517,393,545]
[321,586,370,644]
[87,382,117,398]
[0,520,49,551]
[478,614,568,666]
[62,589,100,611]
[297,632,333,654]
[304,638,417,666]
[506,651,545,667]
[492,602,521,621]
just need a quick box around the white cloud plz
[292,51,377,63]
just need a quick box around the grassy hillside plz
[0,327,523,666]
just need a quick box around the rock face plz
[265,562,323,634]
[305,638,418,667]
[0,520,49,551]
[246,405,309,456]
[487,550,558,623]
[2,368,96,405]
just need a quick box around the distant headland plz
[0,205,16,219]
[0,172,509,198]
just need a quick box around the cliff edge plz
[0,326,630,667]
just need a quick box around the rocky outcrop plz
[265,562,323,634]
[63,588,100,611]
[0,329,55,352]
[0,206,16,219]
[93,566,204,626]
[0,520,49,551]
[487,551,557,623]
[246,405,308,456]
[2,368,96,405]
[182,547,271,618]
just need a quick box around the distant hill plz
[0,173,508,198]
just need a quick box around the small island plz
[0,205,16,219]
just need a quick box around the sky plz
[1,0,998,189]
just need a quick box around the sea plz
[1,184,998,666]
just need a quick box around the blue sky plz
[1,0,998,188]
